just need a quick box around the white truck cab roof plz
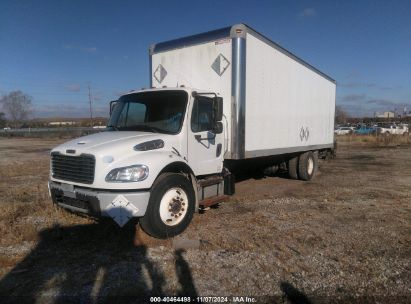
[120,87,220,99]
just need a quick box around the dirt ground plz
[0,136,410,303]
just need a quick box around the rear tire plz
[298,151,318,181]
[288,156,299,179]
[139,173,195,239]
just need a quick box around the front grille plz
[51,152,95,184]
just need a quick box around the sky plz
[0,0,410,118]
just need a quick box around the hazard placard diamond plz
[105,195,140,227]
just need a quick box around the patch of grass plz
[0,255,22,269]
[0,157,92,247]
[337,134,411,146]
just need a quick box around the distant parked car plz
[3,127,11,130]
[334,127,353,135]
[376,124,408,135]
[354,126,376,135]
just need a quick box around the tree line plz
[1,90,109,128]
[2,90,405,129]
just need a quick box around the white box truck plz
[49,24,336,238]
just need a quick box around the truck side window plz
[191,97,213,132]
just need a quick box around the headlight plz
[105,165,149,182]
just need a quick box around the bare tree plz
[335,105,349,124]
[0,112,6,128]
[0,91,33,128]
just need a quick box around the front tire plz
[139,173,195,239]
[298,151,318,181]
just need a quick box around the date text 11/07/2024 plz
[149,296,257,303]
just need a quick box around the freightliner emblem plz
[211,54,230,76]
[154,64,167,83]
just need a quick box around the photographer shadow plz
[0,209,198,303]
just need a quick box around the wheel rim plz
[159,187,188,226]
[307,157,314,175]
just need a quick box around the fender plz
[154,161,199,212]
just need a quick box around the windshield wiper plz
[106,125,119,131]
[132,125,161,133]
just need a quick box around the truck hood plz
[51,131,176,156]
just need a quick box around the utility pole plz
[88,84,93,127]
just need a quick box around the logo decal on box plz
[211,54,230,76]
[153,64,168,83]
[300,127,310,141]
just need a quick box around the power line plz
[88,84,93,126]
[0,82,69,89]
[12,92,86,96]
[0,80,134,92]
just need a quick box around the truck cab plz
[49,87,229,238]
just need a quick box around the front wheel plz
[139,173,195,239]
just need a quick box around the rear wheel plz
[139,173,195,239]
[298,151,318,181]
[288,156,299,179]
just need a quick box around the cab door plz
[187,96,224,175]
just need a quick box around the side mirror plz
[109,100,117,115]
[213,121,223,134]
[213,97,223,122]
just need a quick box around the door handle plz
[194,134,216,141]
[216,143,222,157]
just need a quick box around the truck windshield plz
[107,91,187,134]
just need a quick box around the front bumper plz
[49,181,150,222]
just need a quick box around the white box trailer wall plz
[245,33,336,157]
[150,24,336,160]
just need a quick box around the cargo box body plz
[150,24,336,160]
